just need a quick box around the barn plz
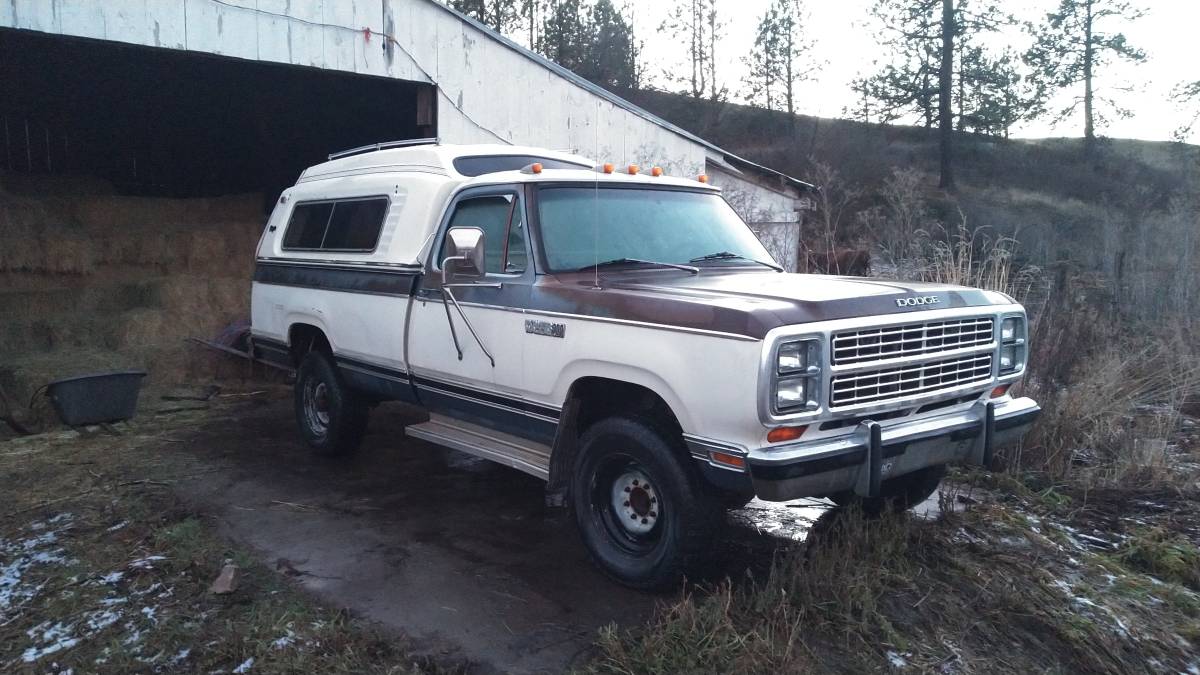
[0,0,811,405]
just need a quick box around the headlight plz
[773,339,821,413]
[999,315,1026,374]
[1001,317,1019,342]
[777,341,809,374]
[775,377,808,409]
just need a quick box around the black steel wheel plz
[571,417,719,590]
[294,351,368,456]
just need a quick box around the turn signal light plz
[697,174,709,183]
[990,384,1011,398]
[709,451,746,469]
[651,166,663,177]
[767,426,807,444]
[628,164,639,175]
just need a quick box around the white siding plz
[3,0,709,177]
[708,164,802,271]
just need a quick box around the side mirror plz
[442,227,486,284]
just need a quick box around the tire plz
[829,464,946,515]
[571,417,720,590]
[294,351,368,456]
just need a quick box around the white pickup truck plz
[250,140,1039,589]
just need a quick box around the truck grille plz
[830,353,994,408]
[832,316,994,365]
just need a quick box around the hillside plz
[621,88,1200,204]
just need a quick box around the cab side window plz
[441,193,527,275]
[281,197,388,252]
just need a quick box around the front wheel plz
[571,417,720,590]
[294,351,368,456]
[829,464,946,515]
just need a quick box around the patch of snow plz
[168,648,191,667]
[140,606,158,624]
[886,650,909,668]
[271,629,297,650]
[2,520,75,618]
[233,657,255,673]
[128,555,167,570]
[84,609,122,633]
[22,622,80,662]
[106,521,129,532]
[99,571,124,585]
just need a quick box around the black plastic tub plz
[46,370,147,426]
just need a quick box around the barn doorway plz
[0,28,436,416]
[0,28,436,204]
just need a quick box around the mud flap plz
[853,421,883,497]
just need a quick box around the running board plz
[405,414,551,480]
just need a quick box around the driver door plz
[407,186,539,437]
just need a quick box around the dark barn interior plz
[0,28,435,409]
[0,28,436,203]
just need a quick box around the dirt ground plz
[173,388,657,674]
[2,384,833,673]
[5,382,1199,674]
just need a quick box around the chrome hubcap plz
[611,469,658,535]
[304,380,330,433]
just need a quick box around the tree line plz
[450,0,1195,190]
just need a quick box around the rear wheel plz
[571,417,720,590]
[294,351,368,456]
[829,464,946,515]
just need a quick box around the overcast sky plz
[624,0,1198,142]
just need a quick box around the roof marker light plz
[628,164,639,175]
[603,163,615,174]
[651,166,663,177]
[531,162,543,174]
[697,174,709,183]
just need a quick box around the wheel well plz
[546,377,685,503]
[288,324,331,364]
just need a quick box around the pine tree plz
[743,1,817,115]
[538,0,589,72]
[451,0,522,34]
[659,0,725,101]
[959,48,1041,138]
[1024,0,1146,151]
[1173,80,1200,142]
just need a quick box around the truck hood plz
[523,270,1014,340]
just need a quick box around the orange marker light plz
[651,166,663,177]
[628,164,639,175]
[697,174,709,183]
[709,451,746,469]
[531,162,543,174]
[767,426,807,444]
[990,384,1011,398]
[603,163,615,174]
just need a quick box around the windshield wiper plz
[689,251,783,271]
[576,258,700,274]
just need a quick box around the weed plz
[1114,527,1200,590]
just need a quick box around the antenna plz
[592,100,601,291]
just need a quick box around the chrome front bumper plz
[744,396,1040,502]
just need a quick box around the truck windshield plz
[536,186,776,272]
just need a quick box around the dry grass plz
[586,497,1200,674]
